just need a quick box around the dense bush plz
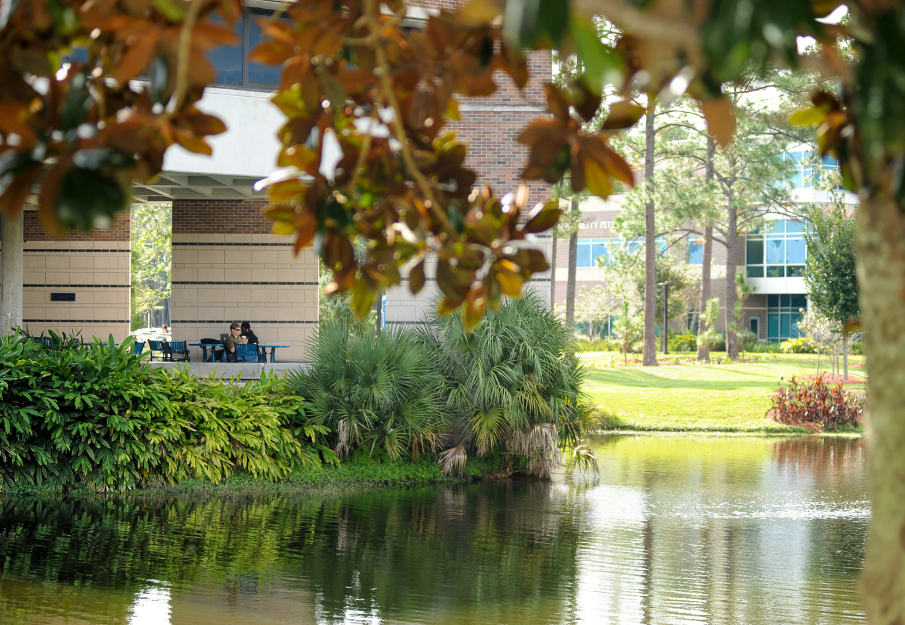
[287,323,448,461]
[574,335,621,352]
[771,374,863,430]
[425,292,599,477]
[0,335,330,492]
[780,336,820,354]
[668,331,697,353]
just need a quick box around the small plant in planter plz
[770,374,863,431]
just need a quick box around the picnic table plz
[189,343,290,363]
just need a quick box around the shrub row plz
[0,335,333,492]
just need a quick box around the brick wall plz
[172,198,272,234]
[0,209,131,341]
[171,199,318,362]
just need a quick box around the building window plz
[781,149,840,189]
[575,237,666,268]
[746,220,807,278]
[766,294,807,342]
[688,236,703,264]
[208,8,292,91]
[577,238,618,267]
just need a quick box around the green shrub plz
[425,292,599,477]
[668,331,697,353]
[780,336,820,354]
[736,330,759,351]
[287,322,448,461]
[0,334,330,492]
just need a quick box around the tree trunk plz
[642,102,658,366]
[375,291,383,337]
[856,194,905,625]
[842,333,848,380]
[697,135,716,363]
[725,202,739,360]
[0,210,24,337]
[550,229,558,311]
[565,197,578,327]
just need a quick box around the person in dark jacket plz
[240,322,259,344]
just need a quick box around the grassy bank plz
[2,453,504,499]
[581,352,867,432]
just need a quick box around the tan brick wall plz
[0,211,131,342]
[170,201,318,362]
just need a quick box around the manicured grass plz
[580,352,867,432]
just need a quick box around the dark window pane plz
[791,294,807,309]
[768,294,779,308]
[768,313,780,339]
[747,266,764,278]
[208,12,244,86]
[577,243,591,267]
[248,9,290,88]
[780,314,791,338]
[767,266,784,277]
[746,238,764,265]
[790,312,803,338]
[786,265,805,278]
[781,294,790,308]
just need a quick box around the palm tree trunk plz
[856,194,905,625]
[725,202,739,360]
[550,229,558,311]
[697,136,715,363]
[566,198,578,327]
[642,101,658,366]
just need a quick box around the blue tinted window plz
[768,294,779,308]
[786,236,806,264]
[577,243,592,267]
[688,237,703,264]
[786,220,805,233]
[780,314,791,337]
[592,242,609,265]
[208,12,244,86]
[766,239,784,264]
[746,238,764,265]
[790,313,802,338]
[248,9,290,87]
[768,313,780,338]
[791,294,807,310]
[769,220,786,234]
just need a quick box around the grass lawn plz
[580,352,867,433]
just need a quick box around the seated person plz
[240,322,259,345]
[215,322,246,362]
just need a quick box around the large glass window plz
[782,149,840,189]
[746,220,807,278]
[766,294,807,342]
[576,238,618,267]
[688,236,703,264]
[207,8,291,91]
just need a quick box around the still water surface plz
[0,435,868,625]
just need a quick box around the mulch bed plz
[822,374,867,385]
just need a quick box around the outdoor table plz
[189,343,217,362]
[257,345,290,363]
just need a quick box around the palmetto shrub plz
[0,334,329,492]
[287,322,448,461]
[425,292,599,478]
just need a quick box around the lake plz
[0,435,868,624]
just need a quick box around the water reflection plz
[0,435,868,624]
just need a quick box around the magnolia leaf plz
[271,220,296,235]
[702,97,736,147]
[462,289,486,333]
[571,17,622,93]
[790,107,827,127]
[445,98,460,121]
[152,0,185,21]
[409,259,426,294]
[583,156,613,198]
[524,201,562,233]
[350,278,377,319]
[601,100,645,131]
[496,269,524,297]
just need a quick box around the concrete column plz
[0,210,24,337]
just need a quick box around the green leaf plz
[571,18,622,93]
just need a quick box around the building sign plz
[50,293,76,302]
[579,221,614,230]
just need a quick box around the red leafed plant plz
[771,374,863,430]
